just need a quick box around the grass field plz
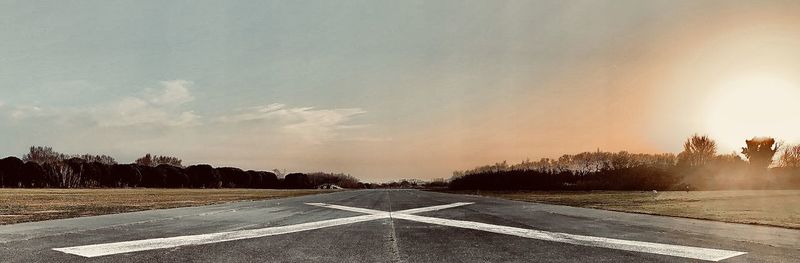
[0,188,336,225]
[447,190,800,229]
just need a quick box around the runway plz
[0,190,797,262]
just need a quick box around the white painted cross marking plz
[53,202,746,261]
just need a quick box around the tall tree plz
[135,154,154,167]
[741,137,779,170]
[153,155,182,167]
[79,154,116,165]
[778,144,800,168]
[136,154,183,167]
[677,134,717,167]
[22,146,67,164]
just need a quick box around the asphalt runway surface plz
[0,189,798,262]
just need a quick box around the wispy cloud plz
[218,103,367,143]
[147,80,194,106]
[92,80,199,128]
[8,105,45,120]
[2,80,372,144]
[3,80,200,128]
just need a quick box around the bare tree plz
[272,169,286,179]
[79,154,116,165]
[23,146,68,164]
[135,154,153,167]
[51,162,81,188]
[741,137,779,170]
[153,155,182,167]
[714,152,745,164]
[778,144,800,168]
[136,153,183,167]
[677,134,717,167]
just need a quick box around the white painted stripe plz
[394,202,474,214]
[53,213,388,258]
[51,202,747,261]
[306,202,474,215]
[391,213,746,262]
[306,203,385,215]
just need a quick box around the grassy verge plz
[0,188,337,225]
[441,190,800,229]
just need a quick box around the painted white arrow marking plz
[53,202,746,261]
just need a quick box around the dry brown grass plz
[0,188,336,225]
[447,190,800,229]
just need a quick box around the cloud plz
[218,103,367,143]
[216,103,287,123]
[2,80,199,128]
[92,98,199,128]
[9,105,44,120]
[92,80,199,128]
[147,80,194,106]
[2,80,372,146]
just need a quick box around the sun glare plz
[706,74,800,151]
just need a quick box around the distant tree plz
[138,165,165,187]
[159,164,189,188]
[610,151,633,170]
[261,171,279,188]
[425,178,448,188]
[778,144,800,168]
[112,164,142,187]
[46,160,82,188]
[247,171,263,188]
[712,152,746,166]
[742,137,779,170]
[217,167,250,188]
[677,134,717,167]
[22,146,67,164]
[78,154,116,165]
[154,155,182,167]
[136,154,182,167]
[135,154,154,167]
[94,162,117,187]
[186,165,220,188]
[79,162,104,187]
[272,169,285,179]
[0,157,24,187]
[306,172,361,188]
[20,162,47,187]
[284,173,312,189]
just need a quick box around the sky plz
[2,0,800,181]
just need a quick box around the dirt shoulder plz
[0,188,336,225]
[437,190,800,229]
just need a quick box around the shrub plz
[284,173,312,189]
[186,164,220,188]
[159,164,189,188]
[0,157,24,187]
[217,167,250,188]
[21,162,47,188]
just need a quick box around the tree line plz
[449,135,800,190]
[0,146,360,189]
